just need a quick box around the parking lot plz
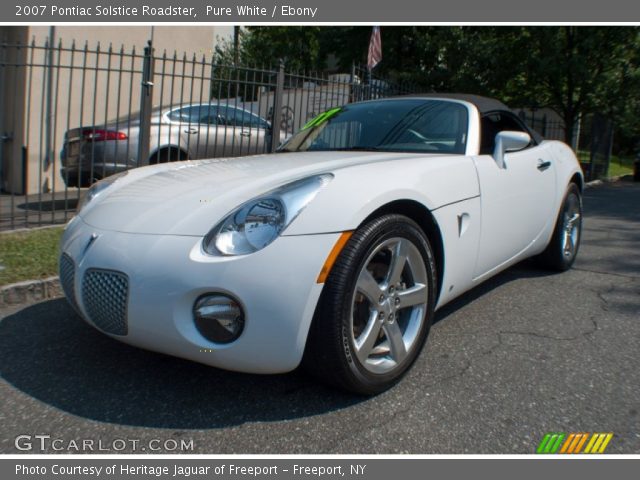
[1,180,638,454]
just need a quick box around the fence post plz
[44,28,55,175]
[137,41,154,166]
[0,41,6,193]
[605,121,614,178]
[270,60,285,153]
[588,116,595,181]
[349,62,356,103]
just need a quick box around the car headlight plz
[204,174,333,256]
[76,171,128,213]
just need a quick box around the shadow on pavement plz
[582,180,640,222]
[0,262,554,430]
[0,299,367,429]
[576,180,640,279]
[433,261,558,325]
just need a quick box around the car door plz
[220,106,270,156]
[164,104,235,160]
[190,104,236,159]
[472,111,557,279]
[238,108,270,154]
[182,105,208,159]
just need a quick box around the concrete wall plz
[27,26,234,58]
[0,27,28,194]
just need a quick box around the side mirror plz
[493,131,531,168]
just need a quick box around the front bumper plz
[60,216,339,373]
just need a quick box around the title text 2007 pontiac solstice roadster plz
[59,94,583,394]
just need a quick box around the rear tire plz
[536,183,582,271]
[303,214,437,395]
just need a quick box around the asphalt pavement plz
[1,180,638,454]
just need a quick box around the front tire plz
[303,214,437,395]
[537,183,582,271]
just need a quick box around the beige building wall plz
[28,26,234,57]
[1,25,233,195]
[0,27,28,194]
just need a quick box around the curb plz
[0,276,62,308]
[585,174,632,189]
[0,224,65,235]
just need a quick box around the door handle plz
[537,160,552,171]
[239,130,251,137]
[184,128,198,134]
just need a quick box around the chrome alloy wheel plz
[350,237,429,374]
[562,193,581,259]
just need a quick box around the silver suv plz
[60,103,282,187]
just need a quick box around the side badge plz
[80,233,99,260]
[457,213,470,237]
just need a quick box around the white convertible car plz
[59,94,583,394]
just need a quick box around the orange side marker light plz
[316,231,353,284]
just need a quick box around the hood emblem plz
[77,233,99,265]
[83,233,99,254]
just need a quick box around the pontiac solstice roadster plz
[59,94,583,394]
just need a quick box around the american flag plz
[367,26,382,70]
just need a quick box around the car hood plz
[79,151,439,236]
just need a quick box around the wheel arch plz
[148,145,189,164]
[570,171,584,192]
[360,199,445,303]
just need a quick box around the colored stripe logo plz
[537,433,613,454]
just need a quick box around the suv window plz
[480,111,532,154]
[219,106,269,129]
[167,105,221,124]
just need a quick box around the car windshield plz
[280,99,468,154]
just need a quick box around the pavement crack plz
[497,324,597,342]
[583,318,599,344]
[432,322,601,387]
[429,335,502,386]
[593,284,615,312]
[440,358,474,383]
[499,330,578,341]
[573,267,639,280]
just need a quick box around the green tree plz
[501,27,640,145]
[215,26,640,149]
[332,26,640,147]
[214,27,326,71]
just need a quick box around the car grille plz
[59,253,77,309]
[81,269,129,336]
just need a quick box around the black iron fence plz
[576,114,615,181]
[0,39,419,230]
[0,38,614,231]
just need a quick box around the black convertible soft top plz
[405,93,509,114]
[401,93,544,144]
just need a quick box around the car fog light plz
[193,294,245,344]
